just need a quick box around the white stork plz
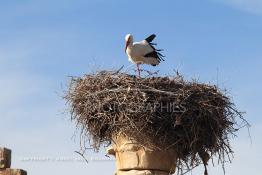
[124,34,165,77]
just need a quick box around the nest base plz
[65,71,248,175]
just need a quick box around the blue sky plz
[0,0,261,174]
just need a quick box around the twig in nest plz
[112,65,124,75]
[74,151,89,164]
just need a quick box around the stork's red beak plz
[125,41,129,53]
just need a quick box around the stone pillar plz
[0,148,11,169]
[0,148,27,175]
[107,135,177,175]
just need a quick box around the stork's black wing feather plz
[144,34,165,65]
[144,50,165,63]
[144,34,156,43]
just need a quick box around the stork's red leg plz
[136,64,141,77]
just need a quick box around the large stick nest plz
[65,70,248,174]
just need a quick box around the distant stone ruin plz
[0,147,27,175]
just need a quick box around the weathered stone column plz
[0,148,11,170]
[107,135,177,175]
[0,147,27,175]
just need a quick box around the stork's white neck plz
[128,37,134,45]
[125,34,134,54]
[127,41,133,48]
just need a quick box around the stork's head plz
[125,34,133,53]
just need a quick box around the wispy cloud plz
[214,0,262,15]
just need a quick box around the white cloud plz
[214,0,262,15]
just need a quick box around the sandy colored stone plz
[108,135,177,174]
[117,170,169,175]
[0,148,11,169]
[0,169,27,175]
